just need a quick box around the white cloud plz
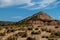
[0,0,60,10]
[55,1,60,5]
[12,16,22,19]
[19,0,58,10]
[0,0,31,7]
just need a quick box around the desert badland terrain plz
[0,12,60,40]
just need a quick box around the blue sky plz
[0,0,60,22]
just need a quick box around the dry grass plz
[0,25,60,40]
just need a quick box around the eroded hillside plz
[0,12,60,40]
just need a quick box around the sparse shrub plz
[48,32,59,39]
[0,32,5,36]
[14,34,19,37]
[21,32,27,38]
[31,31,37,35]
[28,28,33,30]
[5,27,9,29]
[48,38,54,40]
[46,29,51,33]
[31,31,41,35]
[42,36,45,38]
[17,32,27,38]
[27,37,36,40]
[42,36,49,38]
[54,31,60,37]
[50,31,60,37]
[38,26,41,27]
[49,34,56,38]
[6,29,15,33]
[7,36,17,40]
[35,28,38,30]
[55,26,59,28]
[41,28,47,31]
[0,27,3,30]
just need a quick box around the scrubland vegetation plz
[0,25,60,40]
[0,12,60,40]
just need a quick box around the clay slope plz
[18,12,60,26]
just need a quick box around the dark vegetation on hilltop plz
[0,21,16,26]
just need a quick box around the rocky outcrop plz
[18,12,60,27]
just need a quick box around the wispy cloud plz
[0,0,31,7]
[12,16,22,19]
[19,0,60,10]
[0,0,60,10]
